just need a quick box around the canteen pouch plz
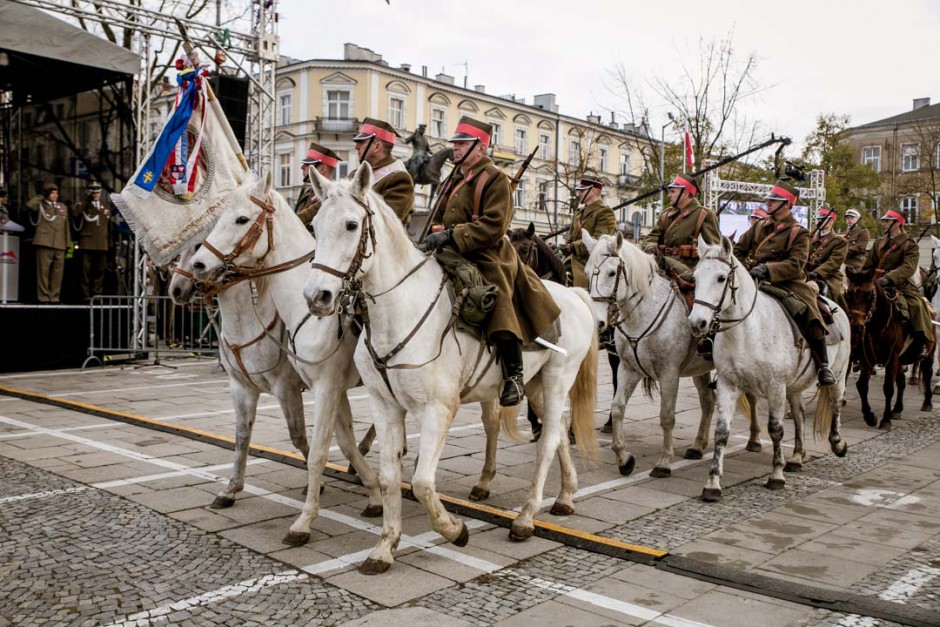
[435,247,498,326]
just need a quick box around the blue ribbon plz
[133,75,200,193]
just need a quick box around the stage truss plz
[703,167,826,222]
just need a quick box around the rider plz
[295,142,340,230]
[424,116,561,407]
[733,179,836,387]
[863,209,933,358]
[560,176,617,288]
[842,208,870,273]
[749,207,768,224]
[353,117,415,226]
[805,206,848,311]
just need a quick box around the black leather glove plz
[425,229,452,252]
[644,245,659,255]
[749,264,769,281]
[558,243,573,255]
[877,276,892,288]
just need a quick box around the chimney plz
[587,113,601,125]
[422,65,428,77]
[623,123,636,134]
[474,84,486,93]
[533,93,557,112]
[343,43,383,63]
[400,63,411,72]
[914,97,931,110]
[435,72,455,85]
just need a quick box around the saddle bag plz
[435,248,498,326]
[759,284,808,319]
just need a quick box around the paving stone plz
[337,606,474,627]
[328,562,453,607]
[668,589,811,627]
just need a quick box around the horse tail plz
[813,384,833,442]
[642,377,659,399]
[738,394,760,435]
[570,290,600,464]
[499,406,527,444]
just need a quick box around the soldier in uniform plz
[749,207,768,225]
[863,209,933,357]
[559,176,617,288]
[352,117,415,225]
[425,116,561,406]
[805,206,848,311]
[842,208,870,273]
[27,182,70,303]
[733,180,835,386]
[0,188,8,228]
[640,173,721,282]
[71,182,111,302]
[295,143,340,229]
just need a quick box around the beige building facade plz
[273,44,658,233]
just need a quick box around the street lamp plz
[658,112,675,212]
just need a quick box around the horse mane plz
[323,177,417,263]
[614,236,657,299]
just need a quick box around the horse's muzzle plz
[688,314,709,338]
[191,260,225,283]
[305,287,336,317]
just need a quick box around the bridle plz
[692,256,758,334]
[308,193,377,310]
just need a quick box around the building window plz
[538,133,550,160]
[514,178,526,208]
[488,121,502,147]
[935,145,940,169]
[388,97,405,129]
[901,144,919,172]
[326,90,351,119]
[598,147,609,172]
[278,93,292,126]
[515,127,528,155]
[569,139,581,166]
[538,181,550,209]
[620,151,631,175]
[278,153,292,188]
[430,107,446,138]
[862,146,881,172]
[900,195,918,224]
[335,161,350,180]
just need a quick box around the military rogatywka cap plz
[880,209,906,226]
[87,182,102,191]
[42,182,58,194]
[665,173,699,195]
[448,116,492,144]
[353,118,400,144]
[764,179,799,204]
[816,206,836,221]
[575,176,604,191]
[845,208,861,219]
[301,142,340,167]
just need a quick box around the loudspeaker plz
[208,75,249,147]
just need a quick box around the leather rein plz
[692,256,759,335]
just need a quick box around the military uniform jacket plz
[734,215,823,326]
[295,187,321,227]
[863,233,919,292]
[843,224,871,272]
[566,200,617,288]
[639,198,720,268]
[439,156,560,343]
[371,156,415,225]
[27,195,70,250]
[71,199,111,251]
[806,231,847,295]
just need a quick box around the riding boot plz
[807,331,835,387]
[496,336,525,407]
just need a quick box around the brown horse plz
[845,268,934,429]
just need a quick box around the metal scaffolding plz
[703,167,826,222]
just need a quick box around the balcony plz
[315,117,359,133]
[618,173,642,188]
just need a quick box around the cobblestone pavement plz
[1,359,940,625]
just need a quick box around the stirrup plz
[499,374,525,407]
[817,365,835,387]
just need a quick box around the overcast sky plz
[276,0,940,156]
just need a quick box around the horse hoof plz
[509,525,534,542]
[549,502,575,516]
[783,462,802,473]
[618,455,636,476]
[701,488,722,502]
[841,399,847,407]
[650,466,671,478]
[361,504,383,518]
[766,478,786,491]
[282,531,310,546]
[210,495,235,509]
[922,403,933,412]
[834,441,848,458]
[684,448,704,460]
[879,420,892,431]
[358,558,391,575]
[530,431,542,443]
[468,486,490,502]
[347,465,358,476]
[452,522,470,547]
[600,423,613,435]
[863,412,878,427]
[745,441,763,453]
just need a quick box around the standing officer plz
[863,209,933,358]
[71,182,111,301]
[734,179,835,386]
[559,176,617,288]
[295,142,340,229]
[640,173,721,282]
[424,116,560,407]
[842,208,870,273]
[352,117,415,225]
[805,206,848,310]
[28,182,69,303]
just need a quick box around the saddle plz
[759,285,843,348]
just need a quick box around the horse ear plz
[581,228,596,253]
[251,169,272,198]
[526,222,536,237]
[720,236,733,258]
[615,231,623,251]
[352,161,374,199]
[308,165,332,202]
[697,234,710,255]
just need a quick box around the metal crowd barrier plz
[83,295,220,368]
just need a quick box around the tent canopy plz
[0,0,140,104]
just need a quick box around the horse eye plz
[717,275,726,283]
[607,270,616,278]
[236,216,250,225]
[345,220,358,232]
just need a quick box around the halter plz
[309,194,377,310]
[692,256,758,334]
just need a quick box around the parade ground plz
[1,357,940,626]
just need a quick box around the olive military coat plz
[71,199,111,251]
[438,156,560,343]
[806,231,847,306]
[843,224,871,273]
[371,156,415,225]
[863,232,933,341]
[27,196,70,250]
[640,198,721,276]
[566,199,617,288]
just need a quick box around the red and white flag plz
[684,130,695,173]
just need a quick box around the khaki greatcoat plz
[438,156,560,343]
[843,224,871,273]
[71,199,111,251]
[566,199,617,288]
[371,155,415,225]
[863,232,933,343]
[806,231,847,308]
[640,198,721,279]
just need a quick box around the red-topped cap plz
[881,209,906,226]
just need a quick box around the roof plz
[0,0,140,104]
[850,102,940,132]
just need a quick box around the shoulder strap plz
[787,224,802,249]
[692,208,708,240]
[472,170,494,221]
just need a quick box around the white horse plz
[581,232,761,477]
[927,236,940,390]
[188,172,385,539]
[688,235,850,501]
[169,244,309,508]
[300,162,600,574]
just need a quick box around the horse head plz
[845,267,877,328]
[190,171,274,282]
[583,229,658,331]
[509,222,539,269]
[688,234,737,337]
[169,242,202,304]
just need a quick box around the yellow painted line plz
[0,383,667,560]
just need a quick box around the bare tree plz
[897,116,940,227]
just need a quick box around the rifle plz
[416,138,478,243]
[511,147,538,193]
